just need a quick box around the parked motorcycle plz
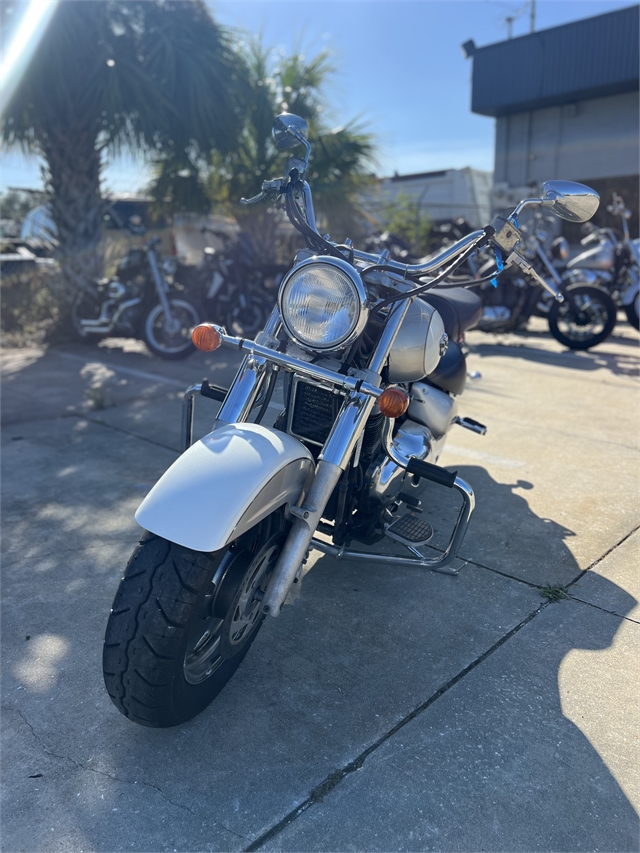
[102,113,599,728]
[471,211,617,350]
[176,228,286,336]
[565,193,639,330]
[73,232,201,359]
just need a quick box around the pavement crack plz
[462,522,640,599]
[70,413,179,453]
[3,706,198,817]
[458,556,542,589]
[244,601,547,852]
[563,593,640,625]
[565,523,640,592]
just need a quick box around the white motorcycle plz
[564,193,639,331]
[102,114,599,727]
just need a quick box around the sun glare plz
[1,0,58,115]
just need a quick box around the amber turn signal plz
[192,324,222,352]
[377,385,410,419]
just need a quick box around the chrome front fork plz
[147,249,175,325]
[261,390,377,617]
[260,299,412,617]
[183,297,476,615]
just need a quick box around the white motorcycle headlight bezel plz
[278,256,369,352]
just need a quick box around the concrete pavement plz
[1,321,638,852]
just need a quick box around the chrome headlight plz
[278,256,368,352]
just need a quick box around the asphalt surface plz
[1,319,638,853]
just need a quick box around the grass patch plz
[539,584,568,602]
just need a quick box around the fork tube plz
[216,356,267,424]
[368,297,414,374]
[261,298,414,617]
[263,304,282,337]
[216,307,282,425]
[262,391,376,618]
[147,249,174,321]
[535,244,562,285]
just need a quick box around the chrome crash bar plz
[310,473,474,577]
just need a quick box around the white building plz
[467,5,639,236]
[371,167,493,230]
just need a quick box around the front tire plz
[141,298,201,359]
[548,285,617,350]
[103,513,285,727]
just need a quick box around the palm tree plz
[186,39,376,260]
[2,0,243,297]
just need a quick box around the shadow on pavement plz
[258,575,640,853]
[416,465,579,586]
[467,336,639,379]
[2,418,637,851]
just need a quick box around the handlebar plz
[352,230,486,276]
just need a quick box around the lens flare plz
[1,0,58,115]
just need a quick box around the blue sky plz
[1,0,632,195]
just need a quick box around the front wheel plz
[225,291,269,337]
[141,298,201,359]
[103,512,285,727]
[547,285,617,350]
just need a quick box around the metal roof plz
[387,170,448,182]
[471,5,639,117]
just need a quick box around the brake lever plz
[240,179,284,206]
[505,251,564,303]
[240,190,269,206]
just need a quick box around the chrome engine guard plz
[309,474,475,576]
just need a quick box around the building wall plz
[375,168,493,228]
[494,91,639,186]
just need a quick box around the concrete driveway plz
[2,320,638,852]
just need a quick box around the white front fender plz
[135,424,314,552]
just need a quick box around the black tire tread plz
[102,533,223,727]
[548,285,617,350]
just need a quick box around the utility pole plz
[529,0,536,33]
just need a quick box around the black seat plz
[421,287,482,342]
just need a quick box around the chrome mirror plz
[541,181,600,223]
[272,113,309,150]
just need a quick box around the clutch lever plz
[505,251,564,303]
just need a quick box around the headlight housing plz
[278,256,369,352]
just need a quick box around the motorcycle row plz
[100,113,636,730]
[73,180,638,360]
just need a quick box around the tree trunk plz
[42,124,105,302]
